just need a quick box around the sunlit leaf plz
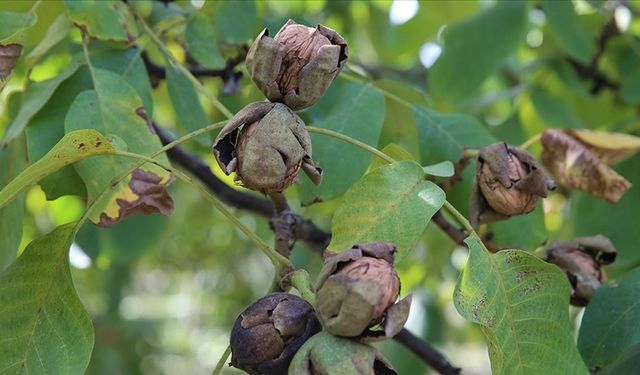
[65,0,128,42]
[454,236,588,375]
[429,2,528,100]
[328,161,445,261]
[424,161,454,177]
[298,81,385,204]
[370,143,414,171]
[541,129,631,203]
[0,223,94,374]
[578,267,640,370]
[64,68,174,226]
[542,0,594,65]
[0,130,115,209]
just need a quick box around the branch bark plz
[394,328,461,375]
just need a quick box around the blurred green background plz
[2,0,640,374]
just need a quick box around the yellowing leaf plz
[0,129,116,209]
[541,129,631,203]
[566,129,640,166]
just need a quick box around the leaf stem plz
[308,126,490,252]
[306,126,395,164]
[114,151,294,277]
[212,345,231,375]
[519,133,542,150]
[134,10,234,119]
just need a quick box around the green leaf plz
[530,87,583,129]
[90,44,154,116]
[0,134,28,271]
[328,161,445,261]
[165,62,209,143]
[25,13,71,65]
[454,236,588,375]
[64,68,173,226]
[214,0,257,44]
[0,223,94,373]
[26,68,92,199]
[424,161,454,177]
[414,105,497,165]
[298,82,385,204]
[578,267,640,369]
[0,11,37,42]
[542,0,594,65]
[596,343,640,375]
[186,12,225,69]
[2,59,81,145]
[488,205,547,250]
[65,0,128,42]
[0,130,115,209]
[370,143,414,171]
[429,2,528,100]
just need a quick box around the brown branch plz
[394,329,461,375]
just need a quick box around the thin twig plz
[394,329,461,375]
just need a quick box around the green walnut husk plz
[230,293,322,375]
[470,142,556,227]
[212,102,322,193]
[245,19,348,110]
[315,242,412,341]
[288,331,397,375]
[545,235,617,306]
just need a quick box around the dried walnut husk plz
[212,102,322,193]
[470,143,556,227]
[545,235,617,306]
[230,293,321,375]
[315,242,412,341]
[245,19,348,110]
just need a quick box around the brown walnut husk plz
[230,293,321,375]
[315,242,412,341]
[541,129,632,203]
[0,43,22,86]
[545,235,617,306]
[245,19,348,110]
[470,142,556,227]
[288,331,397,375]
[212,102,322,193]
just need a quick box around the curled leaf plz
[0,43,22,87]
[541,129,631,203]
[97,169,174,227]
[564,129,640,166]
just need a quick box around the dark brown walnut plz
[288,331,397,375]
[245,19,348,110]
[212,102,322,193]
[230,293,321,375]
[470,142,556,227]
[315,243,412,341]
[541,129,631,203]
[545,235,617,306]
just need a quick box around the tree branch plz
[152,123,331,252]
[394,329,461,375]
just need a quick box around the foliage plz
[1,1,640,374]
